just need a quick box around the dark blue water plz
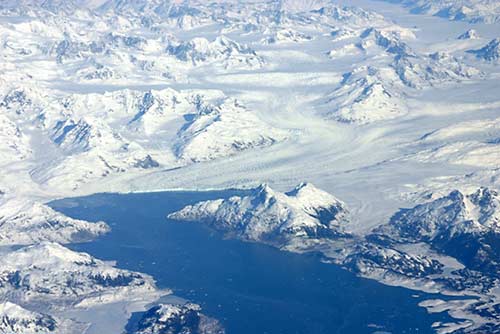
[50,191,454,334]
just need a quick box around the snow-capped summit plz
[378,187,500,275]
[314,4,385,26]
[174,96,288,162]
[263,29,313,44]
[0,242,156,303]
[392,51,479,89]
[134,303,224,334]
[278,0,327,13]
[0,113,32,161]
[458,29,479,40]
[322,66,407,123]
[0,195,109,246]
[377,0,500,24]
[97,1,213,29]
[0,0,94,15]
[468,38,500,61]
[385,188,500,239]
[0,87,39,115]
[359,28,415,57]
[327,25,416,59]
[168,183,350,247]
[52,117,122,154]
[166,36,263,68]
[0,302,57,334]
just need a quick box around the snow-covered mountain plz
[402,117,500,169]
[0,84,288,189]
[322,66,407,123]
[134,303,225,334]
[278,0,328,13]
[321,23,479,123]
[458,29,480,40]
[468,38,500,61]
[392,187,500,238]
[343,242,443,278]
[167,183,443,281]
[0,242,156,304]
[392,51,479,89]
[166,36,264,69]
[0,195,109,245]
[97,1,218,30]
[0,113,32,161]
[377,188,500,275]
[0,0,95,14]
[0,302,57,334]
[263,29,313,44]
[378,0,500,23]
[0,0,499,332]
[169,183,350,247]
[174,96,288,162]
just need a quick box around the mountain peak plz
[278,0,327,13]
[458,29,479,40]
[135,303,224,334]
[0,302,57,333]
[468,38,500,61]
[168,183,350,246]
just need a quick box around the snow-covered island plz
[168,183,350,247]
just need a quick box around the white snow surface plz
[0,242,157,303]
[0,194,109,246]
[384,187,500,239]
[376,0,500,23]
[0,0,499,333]
[169,183,349,245]
[135,302,224,334]
[0,302,57,334]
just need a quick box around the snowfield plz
[0,0,499,333]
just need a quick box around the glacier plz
[0,0,499,333]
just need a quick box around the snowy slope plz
[134,303,225,334]
[468,38,500,61]
[278,0,328,13]
[0,0,499,332]
[0,114,32,161]
[0,195,109,245]
[378,0,500,23]
[403,117,500,169]
[321,23,479,122]
[0,302,57,334]
[458,29,480,40]
[169,183,349,246]
[322,66,407,123]
[382,188,500,240]
[166,36,264,69]
[378,187,500,275]
[174,96,288,162]
[0,242,156,304]
[263,29,313,44]
[0,84,289,189]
